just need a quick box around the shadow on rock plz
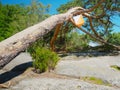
[0,62,32,84]
[59,51,119,57]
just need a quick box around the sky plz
[0,0,71,14]
[0,0,120,32]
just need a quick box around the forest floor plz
[0,52,120,90]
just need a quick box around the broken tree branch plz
[70,15,120,50]
[0,0,107,68]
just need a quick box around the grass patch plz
[82,76,111,86]
[110,65,120,71]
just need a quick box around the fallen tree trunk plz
[0,7,86,68]
[0,14,67,68]
[0,0,106,68]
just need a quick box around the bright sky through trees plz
[0,0,120,32]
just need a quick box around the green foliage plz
[107,33,120,45]
[28,46,60,73]
[55,30,120,52]
[82,76,111,86]
[110,65,120,71]
[0,1,50,41]
[54,29,90,52]
[56,0,120,52]
[65,31,89,52]
[0,0,119,53]
[57,0,120,38]
[0,4,21,40]
[57,0,84,13]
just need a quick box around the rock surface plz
[9,78,120,90]
[0,52,120,90]
[2,52,32,71]
[55,55,120,87]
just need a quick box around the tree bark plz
[0,0,106,68]
[0,7,85,68]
